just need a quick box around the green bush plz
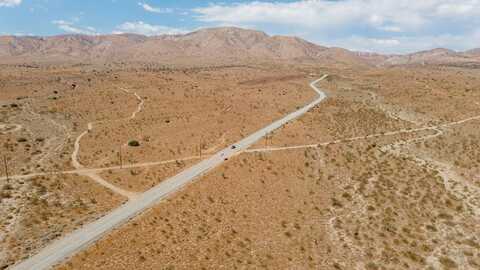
[128,140,140,147]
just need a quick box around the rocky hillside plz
[0,27,375,66]
[0,28,329,63]
[1,27,478,67]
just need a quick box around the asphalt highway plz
[11,75,328,270]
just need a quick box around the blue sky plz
[1,0,479,54]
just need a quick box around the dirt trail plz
[18,102,72,168]
[71,88,146,200]
[379,111,480,219]
[11,76,329,270]
[0,155,204,182]
[71,125,138,199]
[246,115,480,153]
[4,115,480,185]
[377,106,480,269]
[380,128,480,269]
[37,117,71,165]
[120,88,145,120]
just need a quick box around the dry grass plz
[57,150,339,270]
[0,174,124,269]
[2,62,480,269]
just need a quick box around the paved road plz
[3,113,479,183]
[10,75,328,270]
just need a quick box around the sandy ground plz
[0,174,124,268]
[2,62,480,269]
[58,127,480,269]
[0,63,319,268]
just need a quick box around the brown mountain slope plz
[2,27,477,67]
[0,28,325,63]
[0,34,148,63]
[0,27,372,66]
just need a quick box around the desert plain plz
[0,27,479,269]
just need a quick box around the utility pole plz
[3,156,9,182]
[199,138,202,158]
[119,147,123,169]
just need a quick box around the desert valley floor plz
[1,51,480,269]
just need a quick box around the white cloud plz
[371,38,401,46]
[379,25,403,33]
[52,20,98,35]
[138,2,172,13]
[194,0,480,29]
[435,2,478,16]
[0,0,21,7]
[114,21,187,36]
[325,32,480,54]
[193,1,436,31]
[193,0,480,53]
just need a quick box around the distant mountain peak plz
[466,48,480,56]
[1,27,478,67]
[0,27,332,63]
[412,48,456,56]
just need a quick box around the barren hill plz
[0,27,330,64]
[0,27,376,66]
[1,27,479,67]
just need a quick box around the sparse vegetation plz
[128,140,140,147]
[1,49,480,270]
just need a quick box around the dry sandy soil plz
[0,63,319,269]
[0,173,124,268]
[1,59,480,269]
[58,140,480,269]
[77,66,316,168]
[54,65,480,269]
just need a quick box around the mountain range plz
[1,27,479,67]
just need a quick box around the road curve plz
[10,75,328,270]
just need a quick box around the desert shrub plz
[439,257,457,269]
[128,140,140,147]
[365,262,379,270]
